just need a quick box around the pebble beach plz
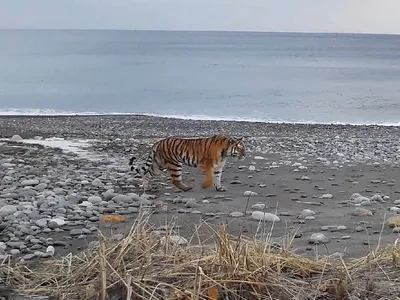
[1,114,400,263]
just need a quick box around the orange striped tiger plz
[129,135,245,192]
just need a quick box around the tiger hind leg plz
[166,162,192,191]
[201,164,214,189]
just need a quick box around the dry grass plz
[1,213,400,300]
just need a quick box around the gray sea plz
[1,29,400,125]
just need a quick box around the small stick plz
[126,274,133,300]
[99,235,108,300]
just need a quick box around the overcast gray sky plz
[0,0,399,34]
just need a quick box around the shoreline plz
[0,113,400,128]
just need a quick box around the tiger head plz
[228,137,246,159]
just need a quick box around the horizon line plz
[0,28,399,36]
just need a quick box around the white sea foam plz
[21,137,92,156]
[0,136,127,170]
[1,108,400,127]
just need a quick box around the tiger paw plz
[216,186,227,192]
[202,182,213,189]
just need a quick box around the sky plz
[0,0,399,34]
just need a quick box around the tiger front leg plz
[166,163,192,192]
[213,166,227,192]
[213,159,227,192]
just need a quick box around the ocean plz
[0,29,400,125]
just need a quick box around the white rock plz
[351,196,370,204]
[248,165,256,171]
[49,218,66,227]
[140,193,157,199]
[243,191,258,196]
[10,135,23,142]
[46,246,55,256]
[251,211,280,222]
[320,194,333,199]
[360,199,372,206]
[252,203,266,210]
[301,209,316,216]
[390,207,400,212]
[350,193,362,200]
[160,235,188,246]
[80,201,93,207]
[372,195,384,202]
[253,156,265,160]
[229,212,244,217]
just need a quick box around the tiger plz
[129,135,245,192]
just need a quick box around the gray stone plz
[70,229,84,236]
[35,183,48,191]
[0,242,7,251]
[92,178,104,187]
[7,241,24,249]
[22,254,36,260]
[111,194,133,204]
[36,219,48,228]
[21,179,39,186]
[88,195,102,204]
[308,233,330,244]
[0,205,17,217]
[184,198,198,208]
[10,249,20,255]
[103,189,115,201]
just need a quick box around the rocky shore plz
[1,114,400,263]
